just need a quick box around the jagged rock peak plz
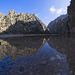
[8,10,16,15]
[0,10,50,34]
[0,12,5,18]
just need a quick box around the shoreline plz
[0,34,50,38]
[0,34,74,38]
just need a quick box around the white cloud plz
[57,8,66,14]
[49,6,66,15]
[49,6,56,13]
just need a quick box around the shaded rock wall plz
[47,15,69,34]
[68,0,75,34]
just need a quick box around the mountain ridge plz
[47,14,69,34]
[0,10,50,34]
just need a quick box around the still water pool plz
[0,35,75,75]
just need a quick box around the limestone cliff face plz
[47,14,69,34]
[68,0,75,34]
[0,10,49,34]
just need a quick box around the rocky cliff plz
[0,10,49,34]
[68,0,75,34]
[48,0,75,34]
[47,14,69,34]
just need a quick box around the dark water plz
[0,35,75,75]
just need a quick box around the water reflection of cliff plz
[0,37,47,60]
[48,35,75,75]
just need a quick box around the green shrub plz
[24,20,28,23]
[13,15,17,17]
[3,16,7,19]
[16,14,20,17]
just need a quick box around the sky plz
[0,0,71,25]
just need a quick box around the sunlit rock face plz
[47,14,69,34]
[48,35,75,74]
[0,37,47,60]
[0,10,49,34]
[68,0,75,34]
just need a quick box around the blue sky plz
[0,0,71,25]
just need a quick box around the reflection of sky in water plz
[0,43,70,75]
